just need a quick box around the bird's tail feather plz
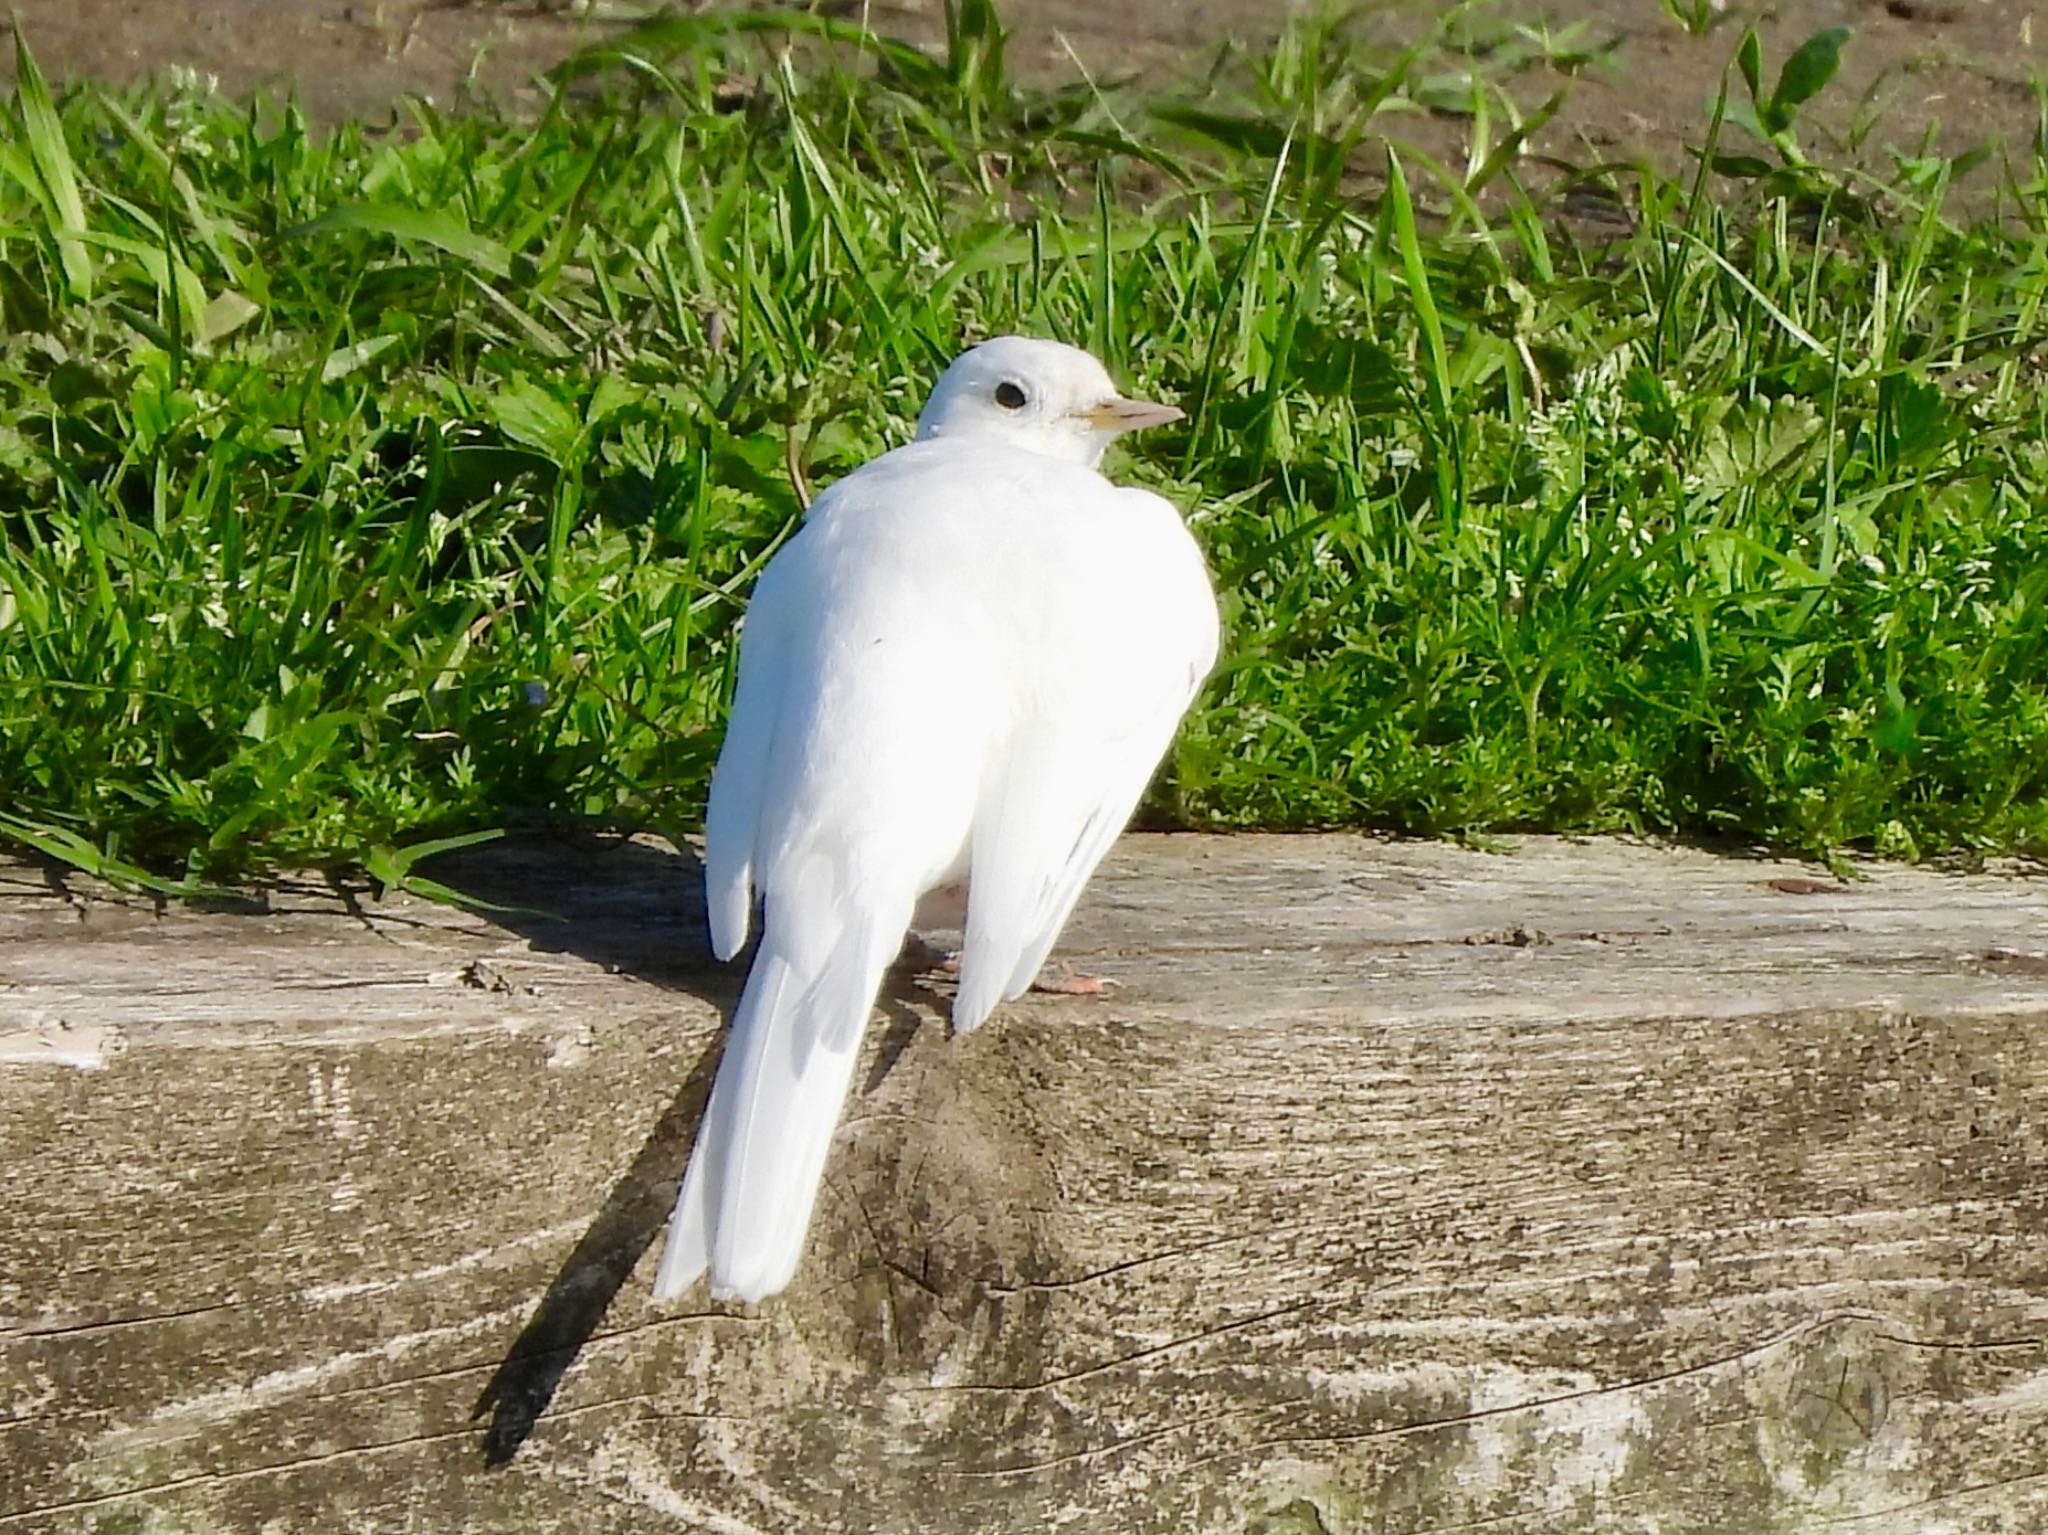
[654,898,903,1304]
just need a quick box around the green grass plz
[0,3,2044,888]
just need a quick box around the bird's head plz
[914,336,1183,468]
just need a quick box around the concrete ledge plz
[3,833,2046,1532]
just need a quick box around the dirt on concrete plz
[0,0,2042,185]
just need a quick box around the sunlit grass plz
[0,4,2043,888]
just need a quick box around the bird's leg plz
[899,882,967,979]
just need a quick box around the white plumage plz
[654,336,1219,1304]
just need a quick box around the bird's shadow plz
[472,1032,722,1466]
[430,832,736,1467]
[436,830,949,1466]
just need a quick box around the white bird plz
[653,336,1219,1304]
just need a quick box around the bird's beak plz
[1082,396,1185,433]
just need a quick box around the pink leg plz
[894,938,1119,1000]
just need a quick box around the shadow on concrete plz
[430,829,725,990]
[421,832,738,1467]
[431,830,950,1463]
[470,1032,725,1466]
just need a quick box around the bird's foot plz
[1029,959,1122,998]
[896,931,959,977]
[897,938,1118,1001]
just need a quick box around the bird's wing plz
[952,486,1218,1031]
[700,555,800,961]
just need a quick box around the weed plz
[0,6,2042,882]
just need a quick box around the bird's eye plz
[994,380,1028,411]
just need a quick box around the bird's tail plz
[654,897,903,1304]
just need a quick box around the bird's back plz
[708,437,1216,942]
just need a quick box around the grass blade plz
[10,20,92,299]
